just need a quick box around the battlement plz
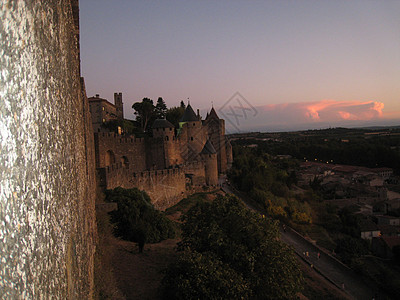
[98,164,186,210]
[102,162,183,177]
[95,132,145,144]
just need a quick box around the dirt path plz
[111,238,179,300]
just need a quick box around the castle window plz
[102,107,105,111]
[163,128,165,131]
[209,155,211,158]
[166,136,169,141]
[190,137,193,141]
[102,119,106,123]
[193,123,195,126]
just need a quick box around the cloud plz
[259,100,384,123]
[218,99,389,132]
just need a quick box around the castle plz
[88,94,233,209]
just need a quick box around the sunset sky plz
[80,0,400,132]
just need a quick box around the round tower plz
[179,104,205,161]
[201,140,218,186]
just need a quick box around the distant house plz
[377,224,400,237]
[376,215,400,226]
[369,177,384,187]
[360,219,381,240]
[385,198,400,212]
[355,203,373,216]
[372,236,400,259]
[371,167,393,180]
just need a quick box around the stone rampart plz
[94,132,147,172]
[100,164,186,210]
[0,1,96,298]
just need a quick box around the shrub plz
[106,187,175,243]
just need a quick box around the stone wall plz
[0,1,96,298]
[94,132,147,172]
[100,165,186,210]
[184,161,206,186]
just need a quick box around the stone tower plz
[179,104,206,161]
[152,118,176,168]
[201,140,218,186]
[205,107,227,173]
[114,92,124,120]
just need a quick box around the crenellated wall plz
[99,164,186,210]
[0,0,96,298]
[94,132,147,172]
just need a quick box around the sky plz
[80,0,400,132]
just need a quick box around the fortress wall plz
[101,165,186,210]
[94,132,147,172]
[184,161,206,186]
[0,1,96,298]
[146,138,166,170]
[167,139,185,166]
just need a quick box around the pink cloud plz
[259,100,384,123]
[338,111,358,120]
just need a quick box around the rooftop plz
[152,119,174,128]
[180,104,198,122]
[201,140,216,155]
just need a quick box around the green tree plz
[162,251,251,299]
[166,106,185,128]
[162,195,303,299]
[155,97,167,119]
[106,187,175,245]
[132,97,155,132]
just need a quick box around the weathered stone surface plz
[0,1,96,298]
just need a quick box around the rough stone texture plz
[203,153,218,186]
[94,132,147,171]
[100,165,186,210]
[184,161,206,186]
[0,1,96,298]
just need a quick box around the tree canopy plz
[161,195,303,299]
[155,97,167,119]
[166,106,185,128]
[131,97,185,132]
[132,97,155,132]
[106,187,175,244]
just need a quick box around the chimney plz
[95,94,99,98]
[197,109,200,120]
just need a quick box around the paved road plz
[219,176,380,300]
[280,227,377,299]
